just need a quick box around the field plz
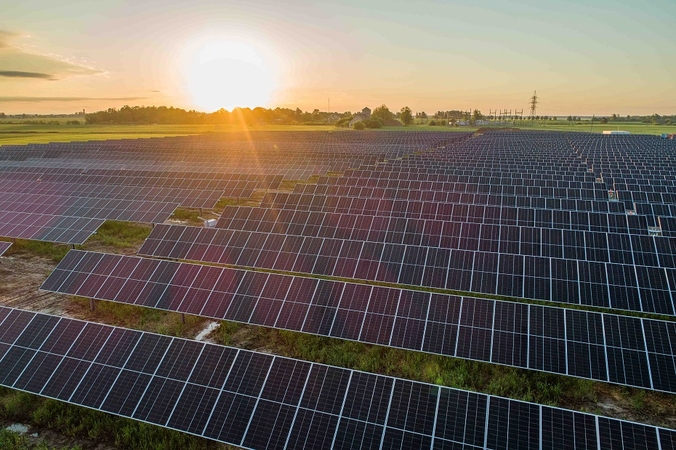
[1,119,674,146]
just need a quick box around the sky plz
[1,0,675,116]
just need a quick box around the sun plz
[185,40,276,112]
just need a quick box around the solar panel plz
[42,250,676,393]
[0,306,671,450]
[0,241,11,256]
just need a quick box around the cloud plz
[0,71,55,80]
[0,96,147,102]
[0,29,103,80]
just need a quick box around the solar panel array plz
[42,250,676,392]
[138,221,675,315]
[13,130,676,448]
[134,132,676,316]
[1,306,674,450]
[0,131,462,243]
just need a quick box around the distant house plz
[349,107,372,127]
[327,113,341,124]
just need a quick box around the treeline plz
[608,114,676,125]
[82,106,676,126]
[85,105,350,125]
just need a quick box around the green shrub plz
[334,117,352,127]
[364,118,383,128]
[353,121,365,130]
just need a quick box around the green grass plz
[379,121,676,135]
[216,323,598,407]
[69,297,206,337]
[0,428,82,450]
[82,220,151,250]
[169,208,203,224]
[500,121,676,135]
[0,388,220,450]
[2,239,70,263]
[1,121,674,146]
[0,123,340,145]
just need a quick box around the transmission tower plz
[529,91,538,120]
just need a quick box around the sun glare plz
[185,40,277,112]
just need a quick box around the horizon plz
[2,0,675,116]
[2,106,674,120]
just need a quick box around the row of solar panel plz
[0,186,217,211]
[0,144,424,162]
[617,190,676,208]
[0,198,177,224]
[327,169,596,183]
[0,171,283,189]
[0,135,448,165]
[0,212,104,244]
[1,306,672,450]
[42,250,676,392]
[320,183,608,203]
[138,224,676,315]
[295,183,642,216]
[0,162,353,189]
[213,209,673,265]
[359,158,644,186]
[324,175,603,191]
[365,146,674,180]
[303,182,676,219]
[258,193,664,230]
[340,164,674,183]
[0,178,269,198]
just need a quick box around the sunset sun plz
[185,40,276,112]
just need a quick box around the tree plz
[400,106,414,126]
[372,104,394,122]
[472,109,483,122]
[353,121,365,130]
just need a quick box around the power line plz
[529,90,538,120]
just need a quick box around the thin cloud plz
[0,96,147,102]
[0,70,55,80]
[0,29,103,80]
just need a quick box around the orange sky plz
[1,0,675,116]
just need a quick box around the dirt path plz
[0,254,65,316]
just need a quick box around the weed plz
[3,240,70,262]
[83,221,151,250]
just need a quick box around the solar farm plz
[1,130,676,449]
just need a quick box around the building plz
[348,107,373,128]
